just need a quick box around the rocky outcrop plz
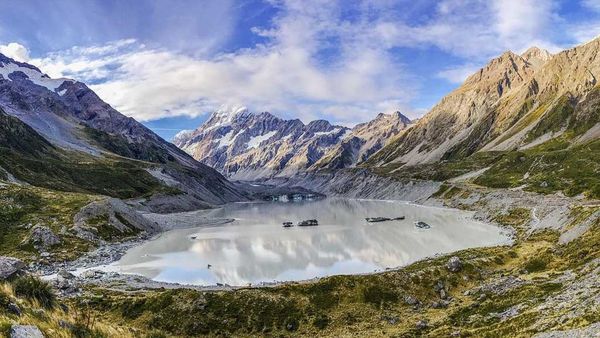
[73,198,160,236]
[446,256,463,272]
[23,225,61,250]
[10,325,44,338]
[0,256,25,280]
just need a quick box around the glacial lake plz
[105,199,511,286]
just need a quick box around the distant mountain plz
[174,105,411,180]
[312,111,411,171]
[0,53,246,209]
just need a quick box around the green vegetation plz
[475,139,600,198]
[371,151,503,182]
[0,185,93,260]
[0,147,165,199]
[0,108,173,199]
[84,127,176,164]
[14,186,580,338]
[12,276,57,309]
[525,96,574,142]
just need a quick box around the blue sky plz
[0,0,599,140]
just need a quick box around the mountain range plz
[173,38,599,200]
[174,106,411,180]
[1,36,599,203]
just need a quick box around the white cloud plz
[30,1,416,124]
[583,0,600,11]
[0,42,30,62]
[14,0,583,124]
[437,63,481,84]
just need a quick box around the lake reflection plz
[109,199,510,286]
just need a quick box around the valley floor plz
[2,176,599,337]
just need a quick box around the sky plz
[0,0,599,141]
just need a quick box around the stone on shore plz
[0,256,25,280]
[10,325,44,338]
[447,256,463,272]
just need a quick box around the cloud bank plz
[3,0,596,124]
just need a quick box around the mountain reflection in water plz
[110,199,510,285]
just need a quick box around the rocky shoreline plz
[35,177,536,296]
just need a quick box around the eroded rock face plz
[73,198,160,237]
[371,37,600,167]
[25,225,61,249]
[0,256,25,280]
[10,325,44,338]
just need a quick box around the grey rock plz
[431,300,450,309]
[447,256,463,272]
[0,256,25,280]
[57,269,75,280]
[416,319,428,330]
[58,320,73,329]
[10,325,44,338]
[70,226,100,242]
[25,225,61,249]
[81,270,104,279]
[7,302,22,316]
[404,295,419,305]
[74,198,160,235]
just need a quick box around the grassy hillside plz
[0,109,168,199]
[0,185,94,261]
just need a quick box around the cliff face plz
[369,37,600,167]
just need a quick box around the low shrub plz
[12,275,56,309]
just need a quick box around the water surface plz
[107,199,510,285]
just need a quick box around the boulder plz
[416,319,428,330]
[7,303,22,316]
[57,269,75,280]
[74,198,160,235]
[10,325,44,338]
[0,256,25,280]
[404,295,419,306]
[25,225,61,249]
[446,256,463,272]
[70,226,100,242]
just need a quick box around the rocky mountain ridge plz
[174,105,411,179]
[368,38,600,167]
[0,53,247,208]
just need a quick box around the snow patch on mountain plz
[0,60,72,92]
[247,131,277,149]
[174,107,411,179]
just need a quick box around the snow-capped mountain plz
[0,53,246,207]
[174,105,411,179]
[312,111,411,171]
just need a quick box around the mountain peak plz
[203,104,251,131]
[0,52,74,93]
[521,46,553,68]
